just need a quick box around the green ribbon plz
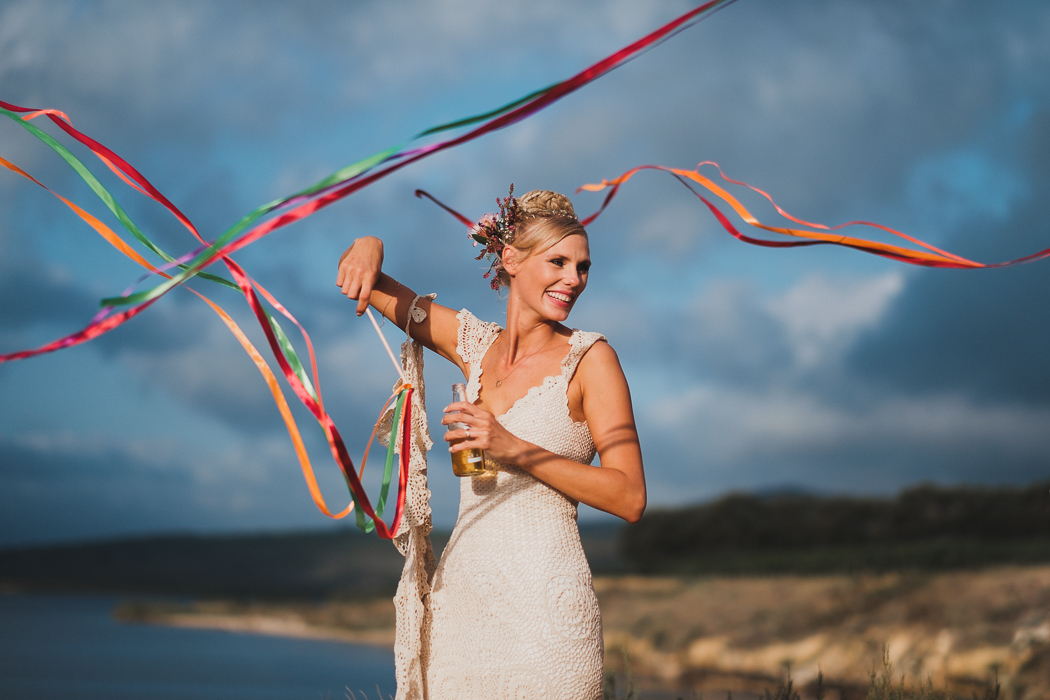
[0,107,237,291]
[267,312,317,402]
[353,388,406,534]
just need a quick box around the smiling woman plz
[336,188,645,699]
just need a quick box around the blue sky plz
[2,0,1049,546]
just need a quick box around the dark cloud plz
[0,434,195,546]
[0,257,96,335]
[0,431,341,548]
[4,0,1050,543]
[638,381,1050,506]
[848,109,1050,403]
[93,300,391,438]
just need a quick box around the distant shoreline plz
[139,610,395,646]
[113,598,396,647]
[110,567,1050,699]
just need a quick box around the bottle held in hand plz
[449,383,492,477]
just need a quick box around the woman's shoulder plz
[559,327,615,380]
[573,335,623,380]
[567,335,631,422]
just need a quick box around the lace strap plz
[455,309,501,403]
[455,309,501,367]
[561,330,607,381]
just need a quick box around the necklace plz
[493,333,557,389]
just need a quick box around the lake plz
[0,593,396,700]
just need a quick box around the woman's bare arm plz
[335,236,465,372]
[442,341,647,522]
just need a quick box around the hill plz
[0,523,624,598]
[621,480,1050,574]
[5,480,1049,597]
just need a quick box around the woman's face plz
[506,233,591,322]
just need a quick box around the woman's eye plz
[550,259,565,267]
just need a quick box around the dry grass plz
[597,566,1050,699]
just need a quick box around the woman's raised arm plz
[335,236,465,372]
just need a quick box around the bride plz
[336,188,645,699]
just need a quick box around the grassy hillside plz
[621,481,1050,574]
[5,480,1049,598]
[0,529,425,598]
[0,523,623,598]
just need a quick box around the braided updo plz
[496,190,587,288]
[517,190,578,219]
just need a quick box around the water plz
[0,593,396,700]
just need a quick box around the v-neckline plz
[476,327,579,421]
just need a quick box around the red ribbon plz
[578,164,1050,269]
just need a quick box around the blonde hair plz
[496,190,587,288]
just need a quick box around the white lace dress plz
[423,309,606,700]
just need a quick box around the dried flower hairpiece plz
[469,184,523,290]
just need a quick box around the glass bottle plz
[449,383,491,477]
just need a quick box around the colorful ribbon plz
[420,158,1050,281]
[1,108,412,537]
[0,1,738,537]
[577,163,1050,269]
[6,0,1049,540]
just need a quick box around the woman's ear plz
[501,246,521,276]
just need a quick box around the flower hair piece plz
[470,184,523,290]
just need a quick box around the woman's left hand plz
[441,401,528,463]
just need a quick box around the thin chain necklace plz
[493,332,558,389]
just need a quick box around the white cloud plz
[673,272,904,384]
[9,430,178,469]
[631,200,709,254]
[2,428,289,485]
[765,272,904,370]
[647,383,1050,465]
[117,318,271,416]
[317,331,403,399]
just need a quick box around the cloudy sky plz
[2,0,1049,547]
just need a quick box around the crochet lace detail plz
[389,295,437,700]
[455,308,501,404]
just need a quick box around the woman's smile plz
[546,290,574,307]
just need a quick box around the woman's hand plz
[336,236,384,316]
[442,401,528,463]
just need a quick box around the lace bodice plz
[456,308,603,469]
